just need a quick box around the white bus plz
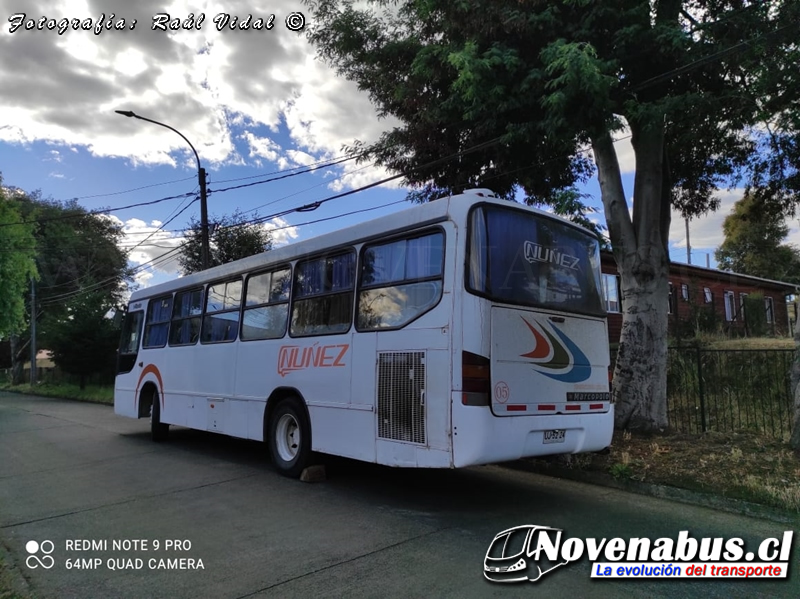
[115,189,613,477]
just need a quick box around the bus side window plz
[242,267,290,340]
[291,251,355,336]
[170,288,203,346]
[143,295,172,348]
[202,279,242,343]
[357,231,444,330]
[117,310,144,374]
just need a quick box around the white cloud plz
[612,127,635,174]
[118,216,185,278]
[0,0,397,189]
[286,149,316,166]
[586,117,636,175]
[263,216,298,247]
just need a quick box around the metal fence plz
[666,347,795,439]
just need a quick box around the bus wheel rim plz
[275,413,299,462]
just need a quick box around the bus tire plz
[150,391,169,442]
[268,397,312,478]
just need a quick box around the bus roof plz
[129,189,595,302]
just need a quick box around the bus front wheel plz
[268,398,312,478]
[150,391,169,442]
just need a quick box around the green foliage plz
[306,0,800,213]
[12,193,131,309]
[0,181,37,337]
[0,381,113,404]
[178,209,273,274]
[715,194,800,283]
[2,180,132,383]
[45,292,121,389]
[609,463,633,479]
[306,0,800,431]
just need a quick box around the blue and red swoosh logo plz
[519,317,591,383]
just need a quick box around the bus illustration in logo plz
[519,317,591,383]
[484,525,569,583]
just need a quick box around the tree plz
[305,0,800,431]
[715,193,800,283]
[46,292,121,389]
[178,209,273,274]
[4,186,132,384]
[0,179,37,338]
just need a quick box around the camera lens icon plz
[26,540,55,569]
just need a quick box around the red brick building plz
[600,253,798,344]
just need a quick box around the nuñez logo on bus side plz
[277,343,349,377]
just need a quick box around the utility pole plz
[115,110,211,270]
[30,277,36,386]
[199,167,209,269]
[685,217,692,265]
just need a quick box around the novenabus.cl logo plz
[484,525,568,583]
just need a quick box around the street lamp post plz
[115,110,210,270]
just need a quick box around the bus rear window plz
[467,205,605,316]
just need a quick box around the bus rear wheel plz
[268,398,312,478]
[150,391,169,442]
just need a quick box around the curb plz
[502,459,799,525]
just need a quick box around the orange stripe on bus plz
[135,364,165,410]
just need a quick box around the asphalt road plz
[1,391,798,599]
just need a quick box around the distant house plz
[600,253,798,344]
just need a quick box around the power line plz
[0,191,196,229]
[239,160,382,217]
[63,175,196,201]
[210,151,357,184]
[208,153,360,194]
[0,153,363,230]
[32,137,505,306]
[266,199,408,233]
[221,135,507,232]
[632,22,799,92]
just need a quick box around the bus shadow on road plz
[124,425,578,521]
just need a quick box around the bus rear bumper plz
[451,394,614,468]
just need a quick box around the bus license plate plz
[543,429,566,444]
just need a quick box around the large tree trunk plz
[593,118,671,432]
[613,252,670,430]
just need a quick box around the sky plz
[2,0,799,293]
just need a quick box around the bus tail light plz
[462,351,490,406]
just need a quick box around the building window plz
[681,283,689,301]
[242,267,291,340]
[291,250,356,336]
[668,283,676,314]
[602,274,620,313]
[765,297,774,324]
[723,291,735,321]
[201,278,242,343]
[739,292,748,321]
[357,231,444,330]
[703,287,713,304]
[143,295,172,348]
